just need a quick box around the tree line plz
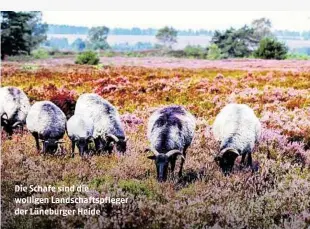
[47,24,310,40]
[0,11,305,60]
[47,24,214,36]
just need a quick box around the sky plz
[42,11,310,31]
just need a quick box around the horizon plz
[42,11,310,32]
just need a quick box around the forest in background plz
[47,24,310,40]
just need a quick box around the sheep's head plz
[146,147,184,182]
[215,147,239,175]
[76,137,93,156]
[1,113,23,136]
[106,134,127,154]
[41,139,64,154]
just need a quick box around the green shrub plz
[286,53,310,60]
[124,51,145,57]
[48,48,61,56]
[6,55,33,62]
[31,48,49,59]
[184,45,207,59]
[166,50,186,58]
[118,179,154,198]
[75,50,100,65]
[254,38,288,60]
[207,44,222,60]
[102,50,116,57]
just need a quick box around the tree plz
[88,26,110,50]
[251,17,273,41]
[71,38,86,51]
[211,26,258,58]
[156,26,178,49]
[1,11,47,59]
[207,44,222,60]
[254,37,288,60]
[28,12,48,49]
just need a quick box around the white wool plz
[26,101,66,139]
[212,103,261,155]
[67,114,94,140]
[74,93,125,139]
[147,105,196,153]
[0,86,30,124]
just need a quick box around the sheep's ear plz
[1,119,8,125]
[147,155,156,160]
[1,113,8,120]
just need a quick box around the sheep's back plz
[147,106,196,152]
[213,104,261,153]
[67,114,94,140]
[75,93,124,138]
[26,101,66,139]
[0,86,30,122]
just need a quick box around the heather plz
[1,61,310,229]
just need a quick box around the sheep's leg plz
[19,125,24,135]
[240,154,246,169]
[94,138,101,154]
[178,150,187,178]
[240,154,246,165]
[170,157,176,179]
[108,146,113,155]
[247,153,252,167]
[178,156,185,178]
[170,158,176,173]
[71,141,75,158]
[32,132,40,152]
[247,153,253,172]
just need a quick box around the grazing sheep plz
[26,101,66,154]
[66,114,94,157]
[74,93,127,154]
[212,103,261,175]
[147,105,196,182]
[0,86,30,136]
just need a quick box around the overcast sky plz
[42,11,310,31]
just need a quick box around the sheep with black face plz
[212,103,261,175]
[26,101,66,154]
[74,93,127,154]
[147,105,196,182]
[66,114,94,157]
[0,86,30,136]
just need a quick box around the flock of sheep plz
[1,86,261,182]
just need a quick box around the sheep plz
[74,93,127,154]
[146,105,196,182]
[212,103,261,175]
[26,101,67,154]
[0,86,31,136]
[66,114,94,157]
